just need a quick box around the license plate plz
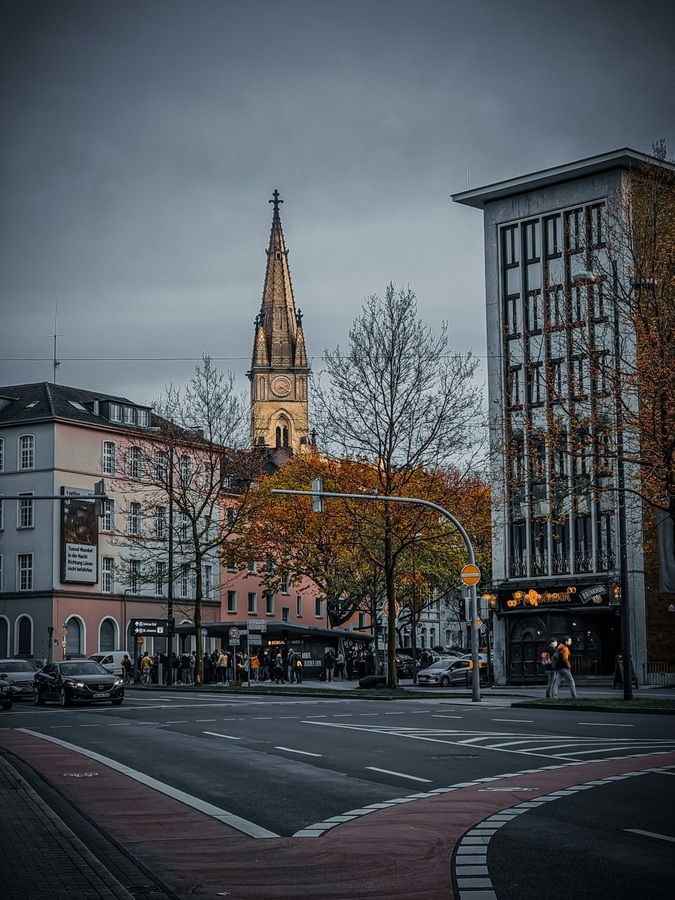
[93,692,110,698]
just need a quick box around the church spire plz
[248,191,310,454]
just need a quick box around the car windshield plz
[60,662,108,676]
[425,661,453,670]
[0,661,36,673]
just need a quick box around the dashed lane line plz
[625,828,675,844]
[366,766,433,783]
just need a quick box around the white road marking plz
[366,766,432,783]
[18,728,277,838]
[275,746,322,757]
[578,722,634,727]
[625,828,675,844]
[203,731,241,741]
[492,718,534,723]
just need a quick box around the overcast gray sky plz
[1,0,673,407]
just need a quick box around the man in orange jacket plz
[552,636,579,699]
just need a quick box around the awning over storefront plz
[174,621,373,643]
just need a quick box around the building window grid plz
[296,595,303,617]
[155,561,165,595]
[102,441,116,475]
[227,590,237,614]
[17,493,34,529]
[247,592,257,615]
[501,203,612,580]
[101,557,114,594]
[18,554,33,591]
[128,502,142,535]
[18,435,35,470]
[0,437,4,472]
[102,499,115,533]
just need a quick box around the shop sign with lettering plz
[500,583,610,610]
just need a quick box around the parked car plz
[34,660,124,707]
[0,676,13,710]
[0,659,37,699]
[416,656,489,687]
[87,651,129,677]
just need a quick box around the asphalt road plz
[5,690,674,838]
[2,690,674,898]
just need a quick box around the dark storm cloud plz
[1,0,673,402]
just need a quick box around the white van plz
[87,651,130,676]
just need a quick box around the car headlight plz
[113,679,123,687]
[66,680,85,689]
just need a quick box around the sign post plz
[460,565,482,702]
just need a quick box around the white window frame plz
[203,564,213,599]
[247,592,257,615]
[0,555,3,592]
[266,593,275,616]
[18,553,33,591]
[18,434,35,470]
[0,437,4,472]
[281,573,291,594]
[127,446,142,479]
[155,560,165,595]
[101,441,117,475]
[102,499,115,533]
[129,560,141,594]
[296,595,302,618]
[247,560,257,574]
[227,590,237,614]
[180,564,190,599]
[101,557,115,594]
[17,492,34,529]
[155,506,167,539]
[315,597,323,619]
[128,502,142,535]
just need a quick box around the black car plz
[0,659,37,699]
[0,676,13,710]
[34,660,124,707]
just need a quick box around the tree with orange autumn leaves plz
[227,452,491,661]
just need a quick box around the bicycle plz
[140,668,153,686]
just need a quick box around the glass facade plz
[500,202,616,581]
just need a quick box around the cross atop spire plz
[269,189,283,216]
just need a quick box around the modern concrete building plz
[454,148,675,685]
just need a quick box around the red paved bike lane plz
[1,729,673,900]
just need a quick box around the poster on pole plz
[61,487,98,583]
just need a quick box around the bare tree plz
[313,283,485,686]
[114,355,263,683]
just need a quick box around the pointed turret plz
[247,191,310,454]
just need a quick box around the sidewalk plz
[0,753,136,899]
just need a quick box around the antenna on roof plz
[53,305,61,384]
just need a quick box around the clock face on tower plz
[271,375,292,398]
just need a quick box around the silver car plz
[417,656,488,687]
[0,659,37,698]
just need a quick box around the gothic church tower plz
[248,191,310,454]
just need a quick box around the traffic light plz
[311,477,324,513]
[458,597,466,620]
[94,479,106,518]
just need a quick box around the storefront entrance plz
[506,611,621,683]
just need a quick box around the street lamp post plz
[411,533,422,685]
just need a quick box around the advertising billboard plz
[61,487,98,583]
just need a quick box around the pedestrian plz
[324,648,336,682]
[273,651,285,684]
[121,654,133,684]
[294,654,303,684]
[189,650,196,683]
[180,650,191,684]
[552,636,579,699]
[541,638,559,699]
[336,649,345,680]
[216,650,229,684]
[250,652,260,682]
[346,648,354,680]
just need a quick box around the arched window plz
[275,417,290,448]
[17,616,32,656]
[99,618,116,652]
[65,618,84,656]
[18,434,35,470]
[0,617,9,656]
